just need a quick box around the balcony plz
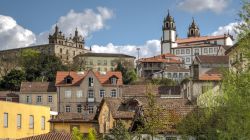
[87,97,95,102]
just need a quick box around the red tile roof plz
[20,82,56,93]
[17,131,72,140]
[138,53,182,63]
[49,112,97,123]
[176,35,228,44]
[196,55,229,64]
[55,70,123,86]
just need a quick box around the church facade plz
[0,25,89,64]
[161,11,233,67]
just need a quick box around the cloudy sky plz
[0,0,242,57]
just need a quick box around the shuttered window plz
[4,113,8,128]
[17,114,21,128]
[41,116,45,130]
[29,115,34,129]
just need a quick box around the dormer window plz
[88,77,94,87]
[64,75,73,84]
[111,77,117,85]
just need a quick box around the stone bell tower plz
[161,10,177,54]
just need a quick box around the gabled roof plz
[55,70,123,86]
[20,82,56,93]
[0,91,19,97]
[196,55,229,64]
[138,53,182,63]
[99,98,135,119]
[122,85,181,97]
[17,132,72,140]
[176,35,232,44]
[49,112,97,123]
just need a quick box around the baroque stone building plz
[0,25,89,64]
[74,52,135,72]
[161,11,233,67]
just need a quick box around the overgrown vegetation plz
[177,1,250,139]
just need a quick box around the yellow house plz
[97,98,135,133]
[0,101,50,139]
[49,113,98,134]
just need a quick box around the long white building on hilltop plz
[161,11,233,67]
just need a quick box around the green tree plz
[150,78,176,86]
[86,128,97,140]
[72,127,83,140]
[105,120,132,140]
[136,85,170,140]
[20,49,67,82]
[1,69,25,91]
[115,62,137,84]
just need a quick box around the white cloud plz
[178,0,230,13]
[0,15,36,50]
[211,22,240,39]
[37,7,114,44]
[90,39,161,58]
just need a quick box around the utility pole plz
[136,48,140,60]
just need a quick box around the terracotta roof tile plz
[49,112,97,123]
[196,55,229,64]
[55,70,123,86]
[20,82,56,93]
[122,85,181,97]
[17,131,72,140]
[138,53,182,63]
[176,35,228,44]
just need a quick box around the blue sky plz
[0,0,242,57]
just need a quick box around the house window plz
[29,115,34,129]
[88,106,94,114]
[143,63,147,68]
[185,73,189,77]
[65,76,73,84]
[41,116,45,130]
[204,48,208,53]
[173,73,177,78]
[103,60,107,65]
[186,57,190,62]
[26,96,31,103]
[100,90,105,97]
[181,49,185,54]
[37,96,42,103]
[179,73,183,79]
[65,106,71,112]
[186,49,190,54]
[214,47,218,53]
[17,114,21,128]
[176,50,180,54]
[76,90,83,98]
[48,96,53,103]
[97,60,101,65]
[111,78,117,84]
[66,50,69,54]
[60,48,62,53]
[111,89,117,97]
[73,51,76,56]
[77,105,82,113]
[65,90,71,98]
[168,73,172,78]
[88,90,94,98]
[4,113,8,128]
[88,77,94,87]
[214,41,217,45]
[209,48,213,53]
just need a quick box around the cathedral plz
[161,11,233,67]
[0,25,89,64]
